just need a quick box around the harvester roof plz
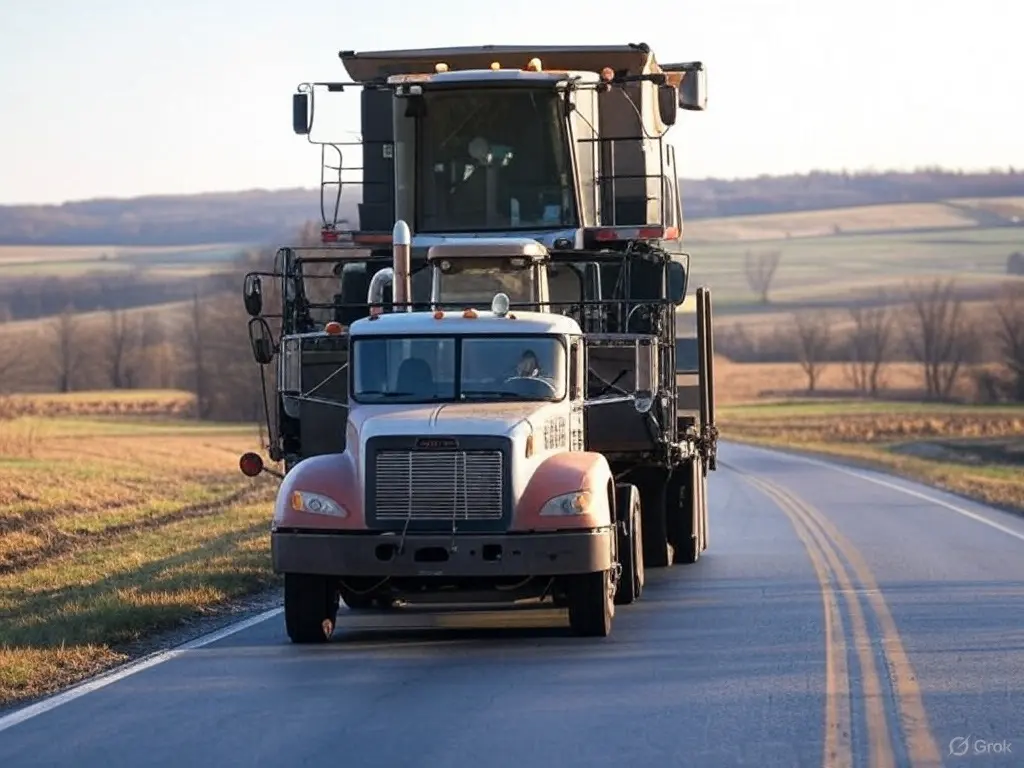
[340,43,659,83]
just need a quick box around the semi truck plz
[238,42,718,641]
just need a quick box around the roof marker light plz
[435,62,449,73]
[462,308,478,319]
[433,310,444,319]
[601,67,614,82]
[324,321,342,335]
[490,61,500,70]
[526,58,542,72]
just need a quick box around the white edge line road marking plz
[729,441,1024,544]
[0,607,284,735]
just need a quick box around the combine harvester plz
[238,43,718,641]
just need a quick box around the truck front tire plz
[284,573,339,643]
[567,569,614,637]
[614,483,644,605]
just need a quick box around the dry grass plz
[0,390,196,421]
[719,401,1024,513]
[0,400,280,706]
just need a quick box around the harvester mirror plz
[680,66,707,111]
[292,92,310,135]
[658,84,678,126]
[667,260,687,305]
[634,338,658,413]
[248,318,275,366]
[243,274,263,317]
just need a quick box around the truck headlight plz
[290,490,347,517]
[539,490,592,516]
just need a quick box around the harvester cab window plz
[416,89,576,232]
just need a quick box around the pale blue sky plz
[0,0,1019,205]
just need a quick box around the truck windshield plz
[416,88,578,233]
[352,334,567,403]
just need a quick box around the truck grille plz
[373,449,505,521]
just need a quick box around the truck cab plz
[265,279,654,641]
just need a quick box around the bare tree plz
[792,312,832,392]
[106,308,141,388]
[185,291,211,418]
[744,250,782,304]
[50,307,82,393]
[992,283,1024,401]
[843,300,894,396]
[903,279,973,400]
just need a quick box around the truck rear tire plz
[567,570,614,637]
[284,573,339,644]
[614,483,644,605]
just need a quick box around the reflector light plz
[239,452,264,477]
[433,310,444,319]
[601,67,614,81]
[325,321,342,335]
[462,308,478,319]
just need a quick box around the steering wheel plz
[503,376,558,398]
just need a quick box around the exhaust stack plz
[365,220,413,311]
[393,219,411,311]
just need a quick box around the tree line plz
[717,279,1024,403]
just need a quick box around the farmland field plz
[0,243,250,278]
[718,400,1024,514]
[687,225,1023,306]
[0,396,278,706]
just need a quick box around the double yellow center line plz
[735,469,942,768]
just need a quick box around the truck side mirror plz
[243,274,263,317]
[679,67,707,111]
[634,337,658,413]
[658,84,678,126]
[292,92,310,135]
[667,260,687,305]
[248,318,276,366]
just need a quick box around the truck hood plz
[352,401,549,441]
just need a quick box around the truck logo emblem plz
[416,437,458,450]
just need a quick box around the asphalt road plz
[1,441,1022,768]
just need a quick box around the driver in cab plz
[515,349,541,378]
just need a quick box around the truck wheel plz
[567,570,614,637]
[284,573,339,644]
[614,484,644,605]
[674,457,702,565]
